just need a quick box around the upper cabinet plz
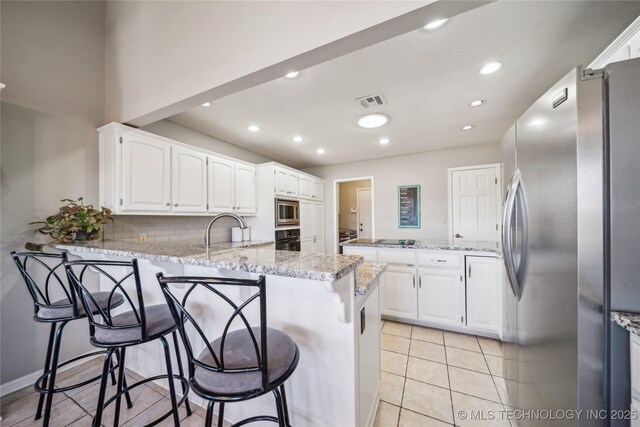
[274,166,299,198]
[312,180,324,201]
[299,176,324,201]
[98,123,256,216]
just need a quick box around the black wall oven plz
[275,199,300,227]
[275,229,301,252]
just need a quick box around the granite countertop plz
[354,262,387,296]
[342,238,501,254]
[611,311,640,336]
[54,240,364,282]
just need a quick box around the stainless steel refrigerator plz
[501,58,640,425]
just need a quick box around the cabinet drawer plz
[378,249,415,265]
[632,333,640,400]
[416,251,461,268]
[343,247,377,262]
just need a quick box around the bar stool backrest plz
[11,251,77,320]
[156,274,268,393]
[65,259,147,344]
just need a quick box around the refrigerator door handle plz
[514,173,530,298]
[502,169,522,299]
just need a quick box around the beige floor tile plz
[492,376,515,407]
[399,408,453,427]
[451,391,510,427]
[484,355,505,377]
[409,340,446,364]
[478,337,503,357]
[10,396,87,427]
[444,331,481,352]
[382,321,412,338]
[89,383,165,426]
[381,320,386,330]
[401,378,453,424]
[411,326,444,345]
[0,386,35,407]
[445,347,489,374]
[382,333,411,355]
[374,401,400,427]
[381,371,405,406]
[448,366,500,403]
[122,395,196,427]
[382,350,408,376]
[66,414,94,426]
[0,388,67,426]
[406,357,449,389]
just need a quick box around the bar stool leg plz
[42,321,67,427]
[205,401,215,427]
[171,330,192,416]
[113,347,128,427]
[217,402,225,427]
[160,336,181,426]
[280,384,291,426]
[35,322,56,420]
[114,348,133,409]
[273,388,286,427]
[93,349,115,427]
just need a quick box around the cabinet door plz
[287,173,299,198]
[312,180,324,201]
[417,268,464,327]
[313,202,324,237]
[299,177,313,199]
[313,236,324,254]
[465,256,501,334]
[274,167,289,196]
[235,163,256,214]
[208,156,235,213]
[300,200,314,239]
[300,237,313,253]
[121,133,171,212]
[380,266,417,319]
[171,147,207,213]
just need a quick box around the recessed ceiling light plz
[0,83,7,90]
[469,100,486,108]
[378,138,390,145]
[284,71,300,79]
[357,113,390,129]
[316,148,325,155]
[201,102,211,107]
[292,136,304,143]
[461,125,474,131]
[247,125,260,132]
[423,18,448,30]
[479,62,503,75]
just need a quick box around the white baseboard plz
[0,353,101,398]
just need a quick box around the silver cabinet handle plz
[174,203,178,207]
[413,276,416,288]
[418,276,422,288]
[166,202,170,206]
[455,233,463,238]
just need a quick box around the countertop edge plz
[611,311,640,336]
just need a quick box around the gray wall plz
[1,1,106,385]
[303,143,501,253]
[142,120,272,164]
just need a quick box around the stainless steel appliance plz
[501,58,640,425]
[275,199,299,227]
[275,228,301,252]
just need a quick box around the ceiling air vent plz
[356,93,386,109]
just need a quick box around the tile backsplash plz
[102,216,238,245]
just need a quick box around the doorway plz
[334,177,374,254]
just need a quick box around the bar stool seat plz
[93,304,176,346]
[194,327,297,397]
[36,291,124,321]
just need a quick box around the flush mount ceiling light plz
[292,136,304,143]
[357,113,390,129]
[423,18,448,30]
[378,138,390,145]
[316,148,325,155]
[247,125,260,132]
[479,61,503,75]
[461,125,475,131]
[284,71,300,79]
[469,99,486,108]
[201,102,211,107]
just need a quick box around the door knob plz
[455,233,463,238]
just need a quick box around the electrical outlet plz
[441,217,447,223]
[139,233,148,242]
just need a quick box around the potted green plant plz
[25,197,113,251]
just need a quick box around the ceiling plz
[168,1,640,169]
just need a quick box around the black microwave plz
[275,199,300,227]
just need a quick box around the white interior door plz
[450,165,500,242]
[357,188,372,239]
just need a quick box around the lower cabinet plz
[381,266,417,319]
[312,236,324,254]
[465,256,501,334]
[301,237,313,253]
[417,268,464,328]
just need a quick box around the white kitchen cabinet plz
[381,266,417,319]
[465,256,502,334]
[356,285,381,427]
[312,236,325,254]
[287,173,299,198]
[312,180,324,201]
[274,167,289,197]
[301,237,313,253]
[121,132,172,213]
[417,268,464,327]
[234,163,256,214]
[171,147,207,213]
[300,200,314,239]
[208,156,235,213]
[299,176,313,199]
[313,202,324,237]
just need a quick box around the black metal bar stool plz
[10,251,128,426]
[65,259,192,427]
[156,273,300,427]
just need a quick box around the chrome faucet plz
[204,213,248,247]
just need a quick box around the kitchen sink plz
[374,239,416,246]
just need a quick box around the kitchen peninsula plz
[55,240,385,427]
